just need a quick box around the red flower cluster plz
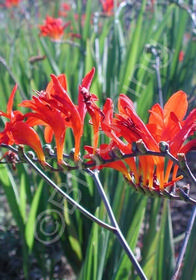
[0,69,195,191]
[0,69,101,164]
[58,3,71,17]
[39,15,81,41]
[5,0,20,8]
[39,15,70,41]
[91,91,196,190]
[0,85,45,164]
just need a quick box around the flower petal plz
[46,74,68,97]
[7,84,17,118]
[170,109,196,155]
[81,68,95,90]
[12,121,45,163]
[164,90,188,124]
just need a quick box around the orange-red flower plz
[79,68,103,151]
[39,15,70,41]
[20,69,97,162]
[100,0,115,15]
[147,91,196,186]
[5,0,20,8]
[100,0,121,15]
[20,94,67,165]
[0,85,45,164]
[58,3,71,17]
[178,50,184,62]
[97,91,196,190]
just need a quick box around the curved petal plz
[46,74,67,97]
[148,103,163,124]
[118,94,135,115]
[170,109,196,155]
[81,68,95,90]
[101,98,113,136]
[78,85,87,121]
[7,84,17,117]
[11,121,45,163]
[44,126,54,143]
[50,74,73,104]
[180,139,196,153]
[78,69,95,121]
[21,97,67,163]
[164,90,188,124]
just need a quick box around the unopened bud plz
[136,139,148,154]
[27,151,36,160]
[177,153,187,169]
[109,147,124,159]
[43,144,55,156]
[159,141,169,153]
[92,153,105,167]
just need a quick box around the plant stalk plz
[86,169,148,280]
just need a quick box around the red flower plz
[147,90,196,185]
[5,0,20,8]
[39,15,70,41]
[0,85,45,164]
[178,50,184,62]
[79,68,103,151]
[58,3,71,17]
[49,68,100,159]
[100,0,114,15]
[98,92,196,190]
[20,69,97,162]
[62,3,71,10]
[20,74,72,163]
[20,94,67,165]
[100,0,121,15]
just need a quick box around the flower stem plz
[21,150,116,232]
[171,206,196,280]
[86,169,148,280]
[155,52,163,108]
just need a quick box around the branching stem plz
[86,169,148,280]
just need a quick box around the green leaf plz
[39,38,60,75]
[0,165,24,231]
[69,235,83,262]
[113,195,147,280]
[82,0,92,40]
[181,208,196,280]
[79,208,100,280]
[119,0,147,93]
[155,200,175,280]
[19,173,26,222]
[25,180,44,251]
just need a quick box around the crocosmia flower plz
[178,50,184,62]
[90,91,196,191]
[100,0,114,15]
[5,0,20,8]
[58,3,71,17]
[39,15,70,41]
[20,69,97,162]
[100,0,121,15]
[0,85,45,164]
